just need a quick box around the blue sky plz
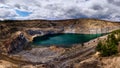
[15,10,31,17]
[0,0,120,21]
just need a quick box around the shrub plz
[96,34,118,57]
[107,34,118,45]
[96,41,102,51]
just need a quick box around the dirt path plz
[55,46,95,68]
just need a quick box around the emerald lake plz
[32,33,105,47]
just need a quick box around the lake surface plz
[32,33,104,47]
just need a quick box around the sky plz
[0,0,120,21]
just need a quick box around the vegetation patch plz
[96,29,120,57]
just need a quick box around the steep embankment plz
[0,18,120,54]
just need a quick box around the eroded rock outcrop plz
[2,33,28,54]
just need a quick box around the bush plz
[111,29,120,41]
[117,34,120,41]
[107,34,118,45]
[96,34,118,57]
[101,42,118,56]
[96,41,102,51]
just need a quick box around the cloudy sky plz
[0,0,120,21]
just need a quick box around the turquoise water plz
[32,33,104,47]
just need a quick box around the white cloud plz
[0,0,120,21]
[0,8,18,19]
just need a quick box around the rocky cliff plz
[0,18,120,68]
[0,18,120,54]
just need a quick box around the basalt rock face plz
[0,18,120,54]
[0,33,28,54]
[8,33,28,54]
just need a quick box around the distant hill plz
[0,18,120,37]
